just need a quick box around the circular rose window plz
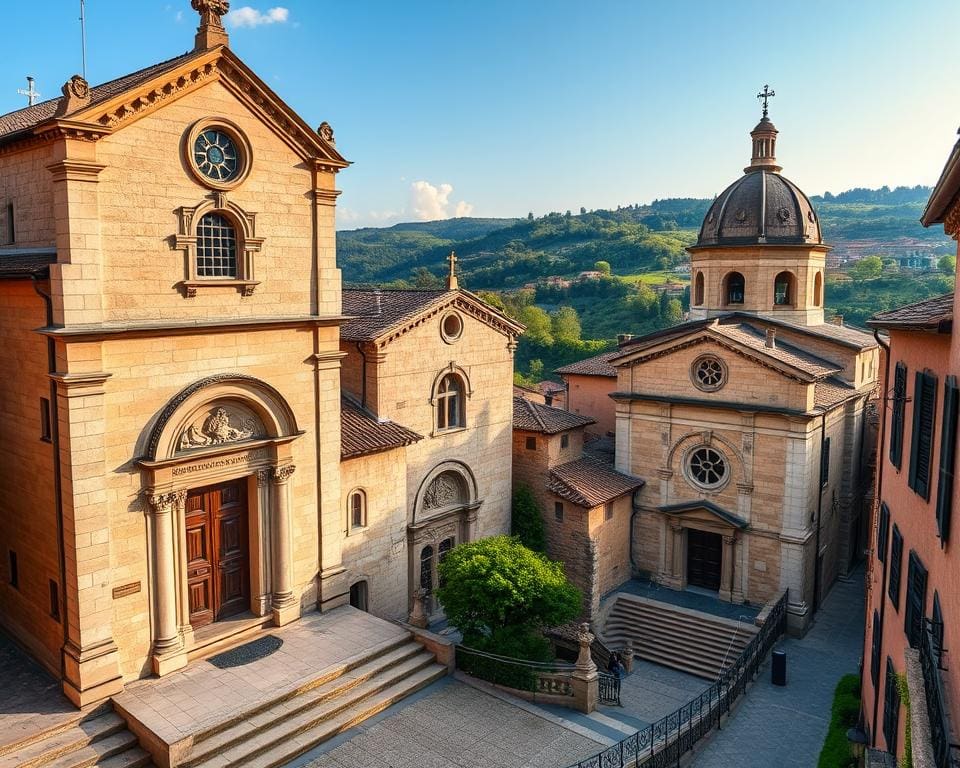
[691,355,727,392]
[441,312,463,343]
[688,447,728,489]
[185,118,252,190]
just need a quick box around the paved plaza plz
[691,572,866,767]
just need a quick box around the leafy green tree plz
[527,359,544,382]
[436,536,581,659]
[594,260,612,275]
[527,211,534,221]
[551,306,582,343]
[411,266,443,288]
[939,254,956,274]
[518,305,553,344]
[664,298,684,324]
[847,255,883,282]
[580,207,587,215]
[511,486,546,553]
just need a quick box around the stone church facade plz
[0,3,519,706]
[612,110,879,632]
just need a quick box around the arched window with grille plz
[694,271,705,306]
[196,212,238,278]
[724,271,745,305]
[435,373,465,431]
[773,271,795,306]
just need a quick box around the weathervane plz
[757,84,775,118]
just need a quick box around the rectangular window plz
[605,502,614,521]
[936,376,958,543]
[820,437,831,487]
[888,525,903,611]
[870,609,881,687]
[525,436,536,450]
[554,502,564,522]
[877,502,890,563]
[890,362,907,469]
[40,397,51,442]
[908,370,937,500]
[5,202,13,244]
[49,580,60,622]
[561,433,570,449]
[7,550,17,589]
[904,551,928,649]
[883,657,900,754]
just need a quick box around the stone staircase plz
[602,594,758,680]
[0,706,150,768]
[168,635,445,768]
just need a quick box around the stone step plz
[182,634,413,748]
[0,713,127,768]
[92,749,152,768]
[0,706,112,760]
[192,662,447,768]
[603,617,751,654]
[245,664,447,768]
[605,632,739,678]
[607,601,757,639]
[627,644,724,680]
[605,624,749,662]
[39,732,141,768]
[181,641,430,767]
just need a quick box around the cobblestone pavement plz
[612,659,709,726]
[294,678,604,768]
[690,573,865,767]
[0,629,78,751]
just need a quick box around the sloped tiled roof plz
[555,350,620,377]
[0,250,56,279]
[0,51,200,142]
[513,396,594,434]
[341,289,449,341]
[867,293,954,332]
[713,323,842,379]
[814,378,859,410]
[340,396,422,459]
[547,455,644,508]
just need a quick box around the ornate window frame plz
[184,117,253,191]
[174,194,263,297]
[690,354,727,393]
[440,311,464,344]
[684,444,731,492]
[429,364,473,435]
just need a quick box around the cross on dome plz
[757,84,775,118]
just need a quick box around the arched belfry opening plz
[137,374,304,675]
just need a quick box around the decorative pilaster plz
[719,534,736,603]
[148,490,188,676]
[254,469,274,616]
[271,464,299,626]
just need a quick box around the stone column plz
[719,534,736,603]
[271,465,299,626]
[254,469,274,616]
[664,520,684,589]
[570,622,598,714]
[149,491,187,676]
[173,491,194,647]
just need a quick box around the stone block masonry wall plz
[0,280,61,673]
[592,495,632,600]
[0,143,57,247]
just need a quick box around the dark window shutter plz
[936,376,958,543]
[821,437,831,487]
[933,592,944,665]
[870,609,881,687]
[888,525,903,611]
[883,657,900,754]
[877,502,890,563]
[909,371,937,500]
[904,551,928,648]
[890,362,907,469]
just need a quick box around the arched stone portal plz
[407,462,482,625]
[138,374,303,675]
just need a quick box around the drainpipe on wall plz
[31,276,69,677]
[869,328,892,746]
[355,342,367,408]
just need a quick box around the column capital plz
[256,468,271,487]
[723,533,737,545]
[272,464,296,483]
[146,489,186,514]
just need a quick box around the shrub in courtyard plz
[436,535,581,661]
[511,484,546,552]
[817,674,861,768]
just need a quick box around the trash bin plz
[772,649,787,686]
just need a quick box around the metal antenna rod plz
[80,0,87,80]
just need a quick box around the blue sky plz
[3,1,959,228]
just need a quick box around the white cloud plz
[225,6,290,28]
[175,10,183,22]
[409,181,473,221]
[336,207,402,229]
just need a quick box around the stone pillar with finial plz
[192,0,230,51]
[446,250,458,291]
[570,622,599,713]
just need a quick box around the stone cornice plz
[38,314,348,341]
[46,159,107,183]
[49,371,112,396]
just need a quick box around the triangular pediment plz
[659,500,747,529]
[41,47,348,169]
[378,291,525,346]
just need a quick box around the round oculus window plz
[691,355,726,392]
[688,447,728,489]
[194,129,240,182]
[441,312,463,342]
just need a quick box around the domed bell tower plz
[688,86,829,326]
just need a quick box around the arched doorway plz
[138,374,302,675]
[408,462,481,625]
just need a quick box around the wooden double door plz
[687,528,722,592]
[185,480,250,628]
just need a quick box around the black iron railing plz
[599,672,621,706]
[567,590,789,768]
[920,619,960,768]
[455,645,576,696]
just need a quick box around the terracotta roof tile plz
[0,250,56,279]
[547,455,644,508]
[867,293,953,332]
[555,350,620,377]
[341,289,450,341]
[513,396,594,434]
[814,378,859,410]
[341,397,422,459]
[712,323,842,379]
[0,51,201,142]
